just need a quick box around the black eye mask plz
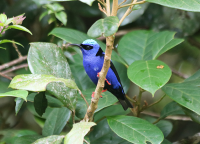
[80,44,93,50]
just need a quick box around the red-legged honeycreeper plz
[70,39,133,110]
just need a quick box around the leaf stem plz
[153,118,161,124]
[125,94,137,105]
[84,139,90,144]
[119,0,146,9]
[79,90,89,108]
[137,87,144,117]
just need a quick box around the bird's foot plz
[97,73,111,85]
[105,78,111,85]
[91,92,103,98]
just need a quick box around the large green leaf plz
[162,83,200,115]
[75,88,118,119]
[159,101,185,120]
[128,60,172,96]
[107,115,164,144]
[9,74,78,91]
[42,107,71,136]
[14,135,44,144]
[146,0,200,12]
[28,42,78,111]
[118,30,183,65]
[87,16,119,38]
[64,122,96,144]
[55,11,67,26]
[89,119,132,144]
[32,135,64,144]
[0,90,28,101]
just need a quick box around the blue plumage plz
[70,39,133,110]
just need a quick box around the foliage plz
[0,0,200,144]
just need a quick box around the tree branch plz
[1,63,28,74]
[137,87,144,117]
[0,72,12,80]
[12,41,22,58]
[78,90,89,108]
[0,55,27,71]
[119,0,146,9]
[118,0,137,26]
[173,132,200,144]
[83,0,117,122]
[171,68,188,79]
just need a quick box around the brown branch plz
[173,132,200,144]
[119,0,146,9]
[171,68,188,79]
[79,90,89,108]
[0,55,27,71]
[12,41,22,58]
[1,63,28,74]
[118,0,137,26]
[0,72,12,80]
[98,3,107,16]
[106,0,110,16]
[119,0,127,6]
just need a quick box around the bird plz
[70,39,133,110]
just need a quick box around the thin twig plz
[137,87,144,117]
[12,41,22,58]
[97,0,106,6]
[0,55,27,71]
[173,132,200,144]
[0,72,12,80]
[79,90,89,108]
[84,139,90,144]
[98,3,107,16]
[118,0,137,26]
[1,63,28,74]
[140,95,166,112]
[72,111,75,124]
[171,68,188,79]
[125,95,137,105]
[119,0,146,9]
[119,0,127,6]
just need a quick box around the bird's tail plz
[118,97,133,110]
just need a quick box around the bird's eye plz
[81,44,93,50]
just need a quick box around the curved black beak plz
[69,44,81,48]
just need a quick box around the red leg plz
[105,78,111,85]
[102,89,107,93]
[91,91,105,98]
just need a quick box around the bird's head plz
[70,39,101,56]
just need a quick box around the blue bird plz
[70,39,133,110]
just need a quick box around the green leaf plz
[0,14,7,24]
[75,88,118,119]
[161,139,172,144]
[94,105,131,122]
[9,74,78,91]
[42,107,71,136]
[46,94,64,108]
[162,83,200,115]
[14,135,44,144]
[107,115,164,144]
[0,39,24,48]
[32,135,64,144]
[89,119,132,144]
[34,92,48,116]
[0,90,28,101]
[64,122,96,144]
[159,101,185,120]
[55,11,67,26]
[0,47,6,49]
[39,10,48,21]
[87,16,119,38]
[15,97,24,115]
[79,0,95,6]
[127,60,172,96]
[28,42,78,111]
[118,30,183,65]
[45,3,64,12]
[7,25,32,35]
[182,107,200,124]
[146,0,200,12]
